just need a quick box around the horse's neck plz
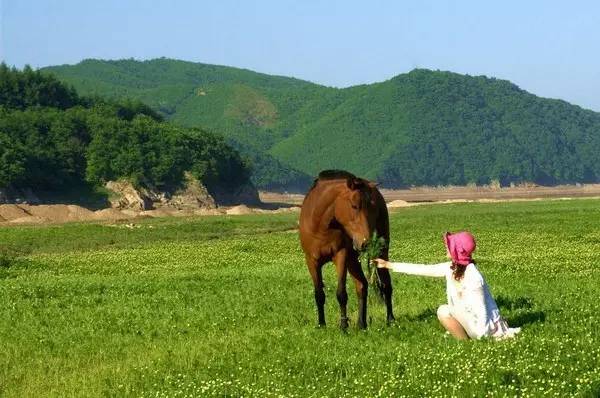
[313,181,343,231]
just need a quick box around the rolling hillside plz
[43,58,600,189]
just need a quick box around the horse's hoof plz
[340,317,349,330]
[387,316,396,325]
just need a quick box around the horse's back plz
[374,188,389,237]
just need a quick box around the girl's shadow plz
[495,295,545,327]
[507,311,545,327]
[406,296,546,328]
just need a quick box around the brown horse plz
[299,170,395,329]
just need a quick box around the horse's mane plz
[317,170,357,181]
[309,170,358,192]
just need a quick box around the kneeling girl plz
[375,231,520,340]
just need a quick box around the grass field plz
[1,200,599,397]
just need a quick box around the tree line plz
[0,64,252,197]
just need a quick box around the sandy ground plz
[259,184,600,205]
[2,184,599,226]
[0,203,302,226]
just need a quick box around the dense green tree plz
[0,130,26,187]
[0,66,253,196]
[0,63,80,110]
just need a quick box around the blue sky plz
[2,0,599,111]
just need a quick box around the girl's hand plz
[373,258,391,269]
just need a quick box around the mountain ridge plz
[42,58,600,189]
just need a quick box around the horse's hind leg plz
[306,255,326,327]
[347,253,368,329]
[375,201,394,323]
[377,267,395,324]
[333,249,349,330]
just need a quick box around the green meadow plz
[1,199,599,397]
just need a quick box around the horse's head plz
[334,177,379,251]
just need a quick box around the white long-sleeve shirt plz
[389,261,519,339]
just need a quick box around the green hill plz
[0,64,253,204]
[43,58,600,188]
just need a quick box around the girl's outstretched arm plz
[375,259,449,277]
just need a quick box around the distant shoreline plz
[2,185,600,226]
[260,183,600,205]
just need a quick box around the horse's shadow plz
[406,308,437,322]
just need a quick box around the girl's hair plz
[450,262,467,281]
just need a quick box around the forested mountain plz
[0,64,252,201]
[44,58,600,188]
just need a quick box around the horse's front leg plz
[347,253,368,329]
[333,249,349,330]
[306,254,326,327]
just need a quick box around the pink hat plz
[444,231,476,265]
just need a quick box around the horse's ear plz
[347,178,361,190]
[368,181,379,188]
